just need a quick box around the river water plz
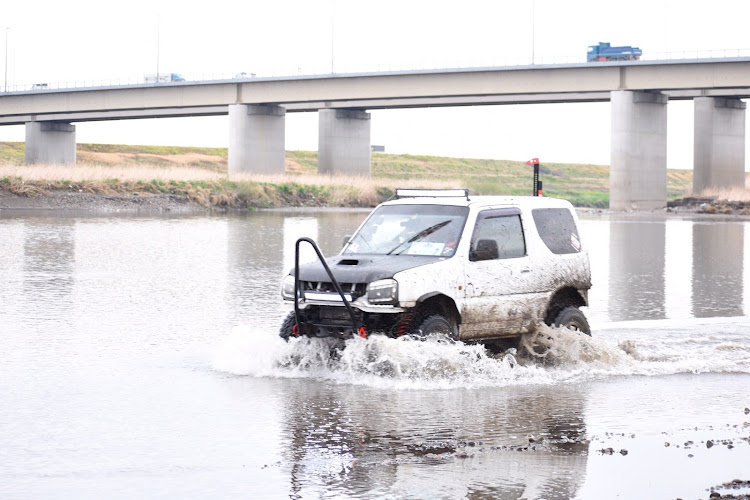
[1,208,749,500]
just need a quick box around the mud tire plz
[553,306,591,336]
[279,311,296,341]
[415,314,457,340]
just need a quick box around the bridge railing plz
[3,48,750,94]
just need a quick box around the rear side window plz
[532,208,582,254]
[470,209,526,261]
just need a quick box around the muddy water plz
[1,209,749,500]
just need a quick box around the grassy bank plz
[0,141,699,209]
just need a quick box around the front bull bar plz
[293,237,366,338]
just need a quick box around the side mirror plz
[342,235,352,248]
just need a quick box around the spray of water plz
[211,321,750,389]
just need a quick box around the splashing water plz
[211,320,750,390]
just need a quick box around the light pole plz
[4,27,8,92]
[531,0,536,65]
[330,2,335,74]
[156,16,161,81]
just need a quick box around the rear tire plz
[279,311,296,341]
[553,306,591,335]
[415,314,457,340]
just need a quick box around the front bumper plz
[288,302,410,339]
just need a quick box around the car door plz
[459,208,538,340]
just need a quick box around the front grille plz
[300,281,366,300]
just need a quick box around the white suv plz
[280,189,592,345]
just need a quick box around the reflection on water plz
[581,214,748,322]
[692,222,744,318]
[22,219,76,327]
[278,379,588,499]
[1,210,748,332]
[607,221,665,321]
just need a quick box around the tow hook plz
[358,327,368,338]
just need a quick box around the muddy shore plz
[0,188,208,213]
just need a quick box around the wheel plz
[279,311,296,341]
[553,306,591,335]
[415,314,457,340]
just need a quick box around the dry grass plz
[231,173,460,206]
[0,163,224,182]
[0,162,463,209]
[232,172,458,189]
[692,178,750,202]
[0,164,459,188]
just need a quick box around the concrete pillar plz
[318,109,371,176]
[228,104,285,177]
[610,90,668,211]
[24,122,76,165]
[693,97,746,193]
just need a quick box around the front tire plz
[415,314,457,340]
[553,306,591,335]
[279,311,296,341]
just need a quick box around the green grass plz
[0,142,25,165]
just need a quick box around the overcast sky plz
[2,0,749,169]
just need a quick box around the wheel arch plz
[544,287,587,326]
[416,292,461,327]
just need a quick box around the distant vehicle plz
[31,83,49,90]
[234,72,256,79]
[143,73,185,83]
[587,42,642,62]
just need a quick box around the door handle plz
[521,267,531,273]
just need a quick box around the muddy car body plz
[280,189,592,343]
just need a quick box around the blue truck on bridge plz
[587,42,642,62]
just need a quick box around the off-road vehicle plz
[279,189,592,345]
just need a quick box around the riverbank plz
[2,141,747,213]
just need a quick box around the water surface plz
[1,209,748,499]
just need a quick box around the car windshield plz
[343,204,469,256]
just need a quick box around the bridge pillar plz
[318,109,371,176]
[228,104,286,177]
[693,97,746,193]
[24,122,76,165]
[610,90,668,211]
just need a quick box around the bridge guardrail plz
[3,48,750,94]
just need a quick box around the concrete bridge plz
[1,58,749,210]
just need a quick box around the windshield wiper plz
[387,220,451,255]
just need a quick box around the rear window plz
[532,208,582,254]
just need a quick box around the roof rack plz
[395,188,470,201]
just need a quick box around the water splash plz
[211,321,750,389]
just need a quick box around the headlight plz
[367,279,398,305]
[281,275,296,300]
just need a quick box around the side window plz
[532,208,582,255]
[470,210,526,261]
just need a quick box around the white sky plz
[2,0,749,169]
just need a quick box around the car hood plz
[291,254,444,283]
